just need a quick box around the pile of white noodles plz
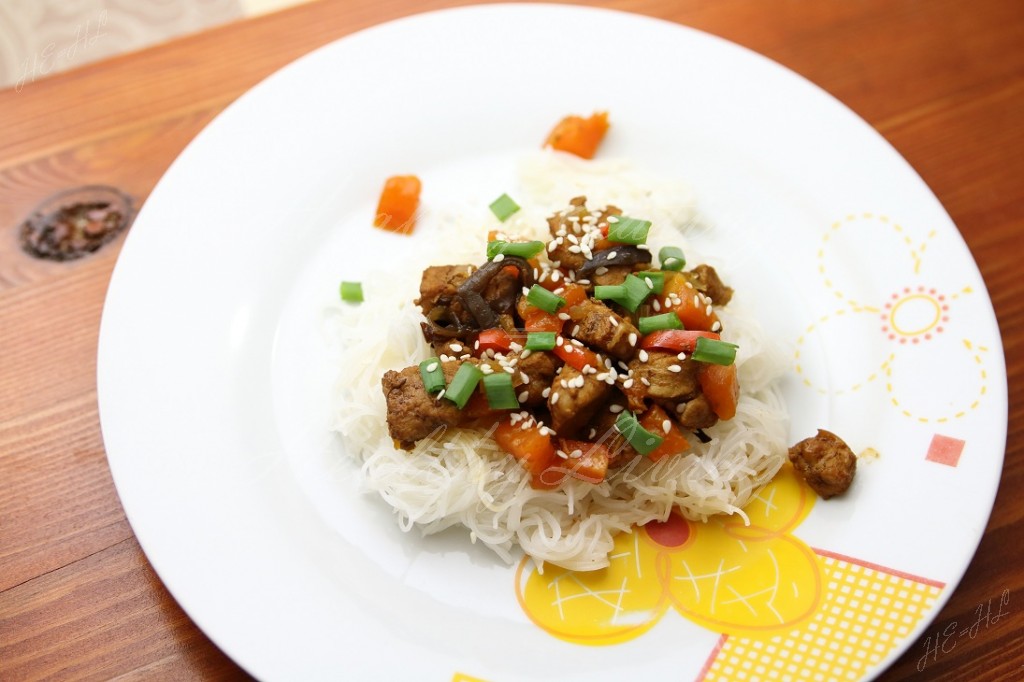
[329,151,788,571]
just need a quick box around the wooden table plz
[1,0,1021,679]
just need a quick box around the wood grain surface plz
[1,0,1021,680]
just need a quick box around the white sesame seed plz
[652,299,662,312]
[637,244,650,251]
[570,449,583,459]
[640,377,651,386]
[520,372,530,384]
[571,339,583,347]
[607,215,619,223]
[609,404,624,413]
[542,387,551,398]
[557,450,568,460]
[439,354,451,362]
[436,389,446,399]
[518,390,529,402]
[547,240,557,253]
[539,426,552,436]
[589,428,597,439]
[608,251,618,259]
[556,336,564,346]
[567,233,579,245]
[706,305,714,316]
[521,287,530,296]
[474,340,480,350]
[551,392,560,404]
[558,312,571,320]
[693,295,701,307]
[668,364,682,373]
[677,352,687,361]
[425,362,438,372]
[568,245,582,253]
[662,419,671,434]
[645,277,654,289]
[572,324,581,336]
[554,287,565,295]
[676,403,686,413]
[595,266,608,276]
[504,366,515,374]
[711,321,722,332]
[639,350,649,362]
[551,270,561,282]
[520,348,532,359]
[481,364,494,374]
[450,344,463,352]
[628,333,638,346]
[583,365,596,374]
[609,315,619,327]
[493,253,505,262]
[623,378,634,389]
[460,353,471,360]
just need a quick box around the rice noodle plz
[329,151,787,571]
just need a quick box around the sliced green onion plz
[339,281,363,303]
[418,357,446,394]
[594,275,653,312]
[614,411,664,456]
[487,240,544,260]
[525,331,557,351]
[489,193,521,222]
[619,274,654,312]
[658,246,686,271]
[482,372,520,409]
[594,284,626,302]
[606,216,652,245]
[526,284,566,313]
[634,271,665,295]
[444,363,483,409]
[638,312,684,335]
[692,336,739,365]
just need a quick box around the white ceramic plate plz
[97,5,1007,681]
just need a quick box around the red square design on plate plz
[926,434,965,467]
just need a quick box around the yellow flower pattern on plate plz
[515,465,944,681]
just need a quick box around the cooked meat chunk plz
[667,394,718,430]
[682,264,733,306]
[382,361,467,450]
[548,364,612,437]
[515,350,562,406]
[416,264,472,312]
[416,264,478,333]
[433,339,471,359]
[546,196,622,273]
[788,429,857,499]
[568,299,640,361]
[625,352,700,411]
[590,264,632,286]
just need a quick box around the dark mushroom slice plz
[576,245,653,280]
[456,256,535,330]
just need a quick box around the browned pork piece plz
[664,394,718,430]
[546,196,622,273]
[567,299,640,361]
[382,361,468,450]
[516,350,562,407]
[682,264,733,306]
[788,429,857,499]
[622,351,701,411]
[548,364,613,436]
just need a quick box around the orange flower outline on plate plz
[515,465,822,645]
